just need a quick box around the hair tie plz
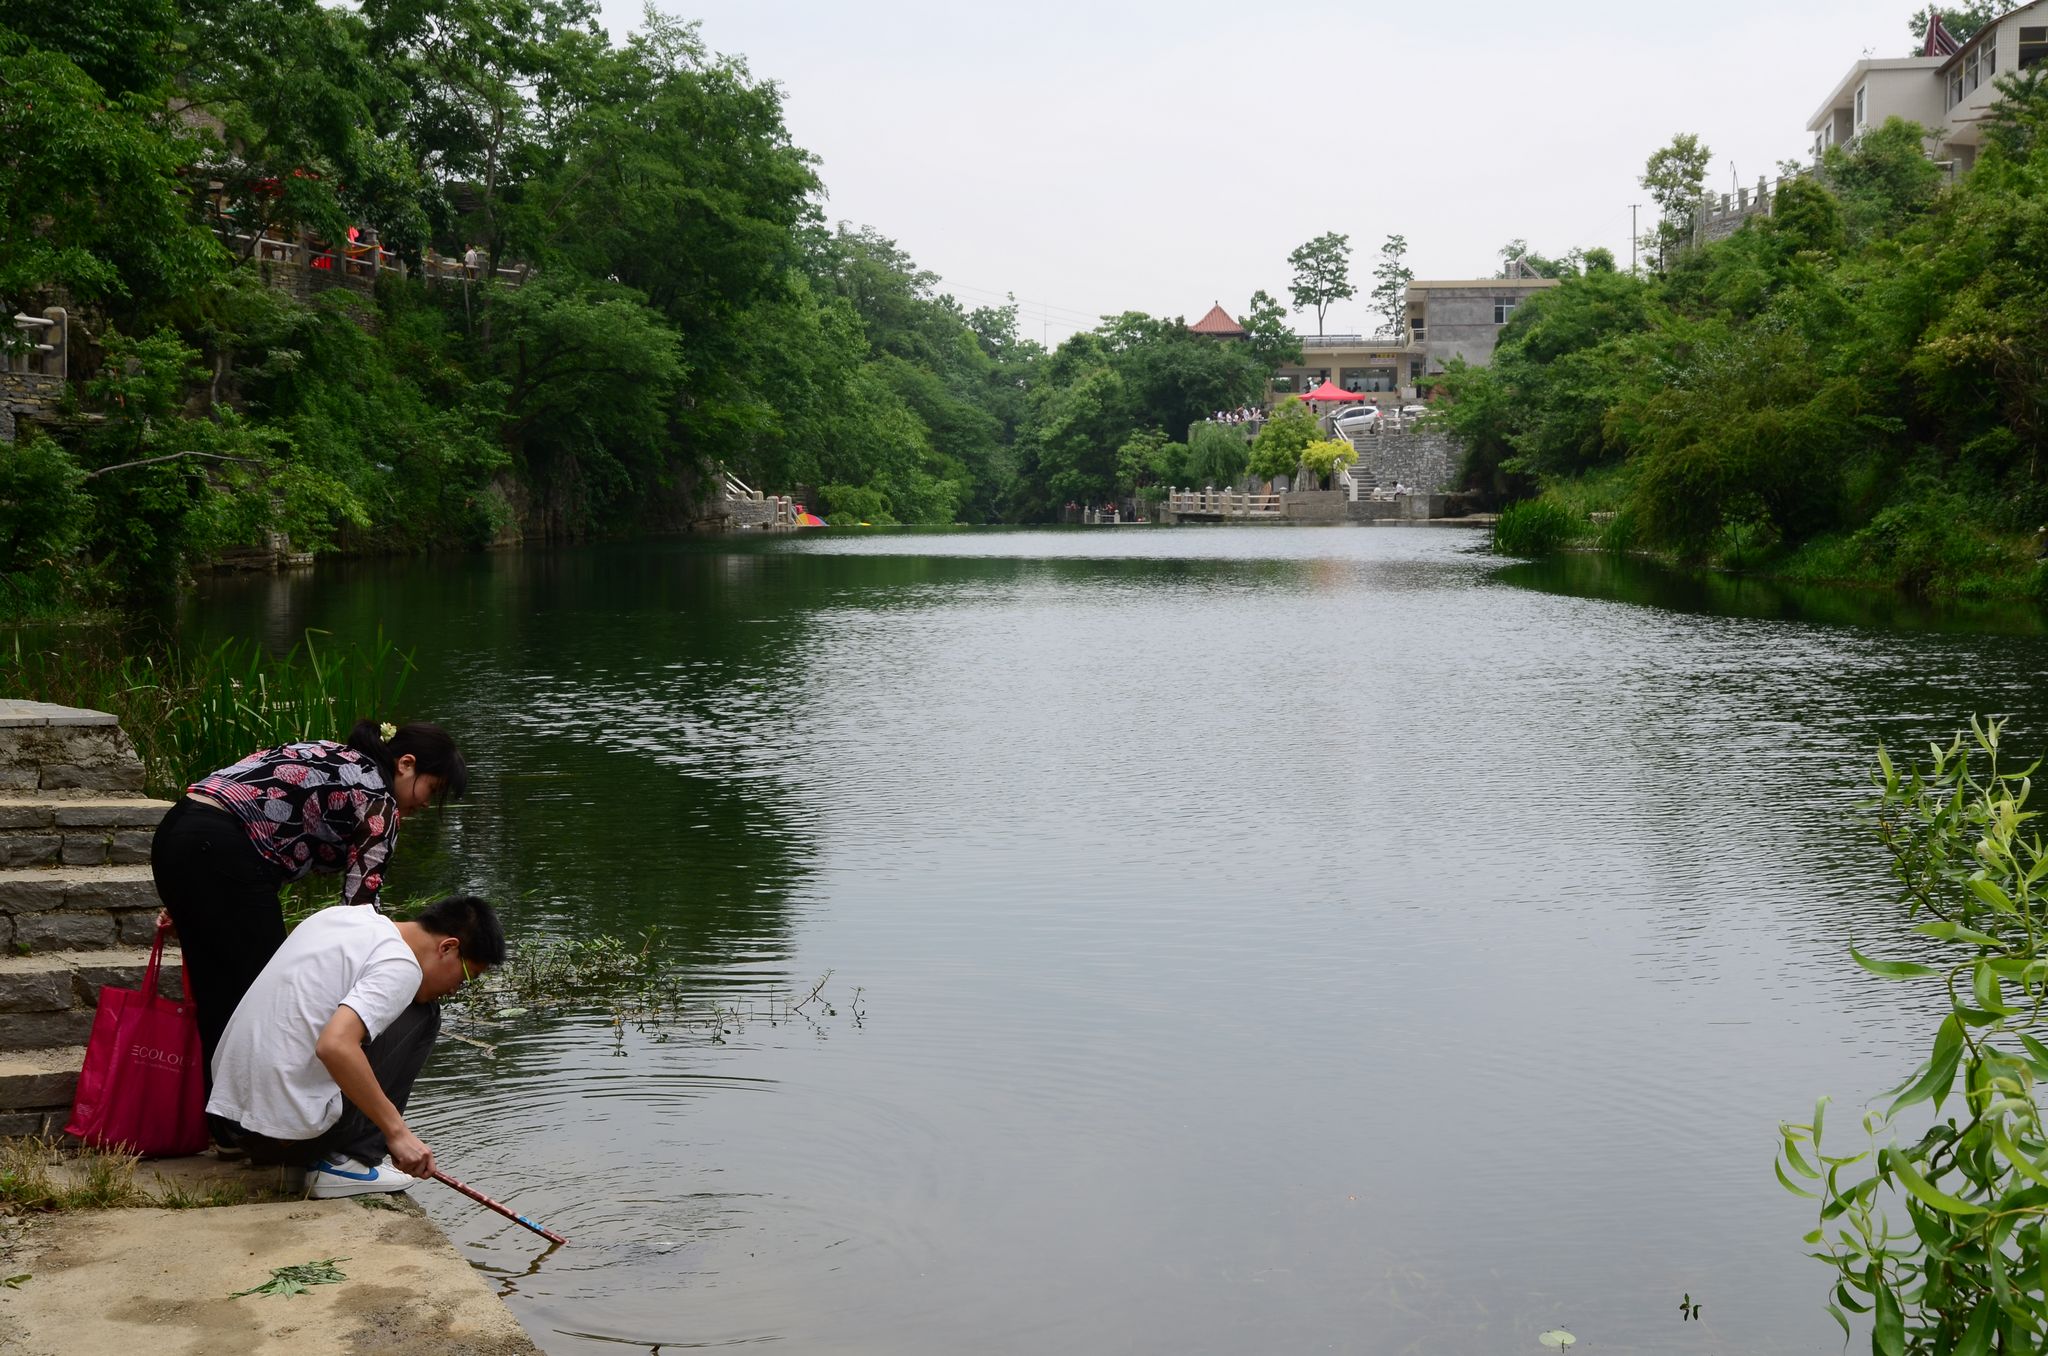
[379,722,398,741]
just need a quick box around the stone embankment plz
[1349,424,1459,497]
[0,699,547,1356]
[0,703,176,1136]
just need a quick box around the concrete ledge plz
[0,703,118,729]
[0,1191,546,1354]
[0,1046,87,1107]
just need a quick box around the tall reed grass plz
[1492,499,1585,557]
[1,630,413,798]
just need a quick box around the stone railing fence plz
[1,309,68,444]
[216,229,532,303]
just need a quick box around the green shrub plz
[818,483,896,525]
[0,434,87,575]
[1298,438,1357,484]
[1492,498,1583,556]
[1780,722,2048,1352]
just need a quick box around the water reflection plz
[177,528,2048,1355]
[1498,549,2047,635]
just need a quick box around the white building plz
[1808,4,2048,171]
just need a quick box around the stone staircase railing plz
[0,701,176,1137]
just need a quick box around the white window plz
[1813,131,1824,159]
[1493,297,1517,325]
[1966,51,1980,93]
[2023,26,2048,69]
[1855,84,1867,127]
[1950,70,1965,107]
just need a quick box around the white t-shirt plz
[207,905,422,1142]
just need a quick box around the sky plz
[593,0,1919,341]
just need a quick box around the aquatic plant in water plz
[449,929,862,1052]
[1780,718,2048,1352]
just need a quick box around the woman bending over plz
[150,720,466,1094]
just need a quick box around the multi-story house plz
[1261,272,1560,405]
[1807,3,2048,171]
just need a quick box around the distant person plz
[208,896,505,1196]
[463,245,481,280]
[150,722,467,1147]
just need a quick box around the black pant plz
[237,1002,442,1168]
[148,798,289,1088]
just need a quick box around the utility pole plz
[1631,204,1638,275]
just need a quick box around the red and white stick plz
[430,1167,568,1245]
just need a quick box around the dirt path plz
[0,1193,543,1356]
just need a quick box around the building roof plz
[1189,303,1247,336]
[1938,0,2048,70]
[1405,277,1563,292]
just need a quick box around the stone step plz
[0,949,183,1049]
[0,796,170,868]
[0,703,145,795]
[0,1045,86,1113]
[0,864,162,952]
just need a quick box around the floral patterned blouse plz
[190,741,402,908]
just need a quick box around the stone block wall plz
[0,703,176,1130]
[0,714,145,796]
[1280,490,1350,522]
[1354,427,1460,495]
[0,803,162,869]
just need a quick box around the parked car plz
[1332,406,1382,434]
[1397,404,1430,421]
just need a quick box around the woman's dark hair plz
[345,720,468,803]
[413,894,507,967]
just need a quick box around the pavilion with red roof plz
[1189,303,1248,338]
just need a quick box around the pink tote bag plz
[64,921,208,1157]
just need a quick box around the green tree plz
[1114,428,1180,496]
[1248,399,1319,481]
[1370,234,1412,337]
[1032,364,1132,506]
[1287,231,1354,337]
[1981,69,2048,158]
[1184,421,1249,488]
[1241,288,1302,372]
[181,0,428,261]
[1820,117,1945,245]
[0,35,222,314]
[1908,1,1999,48]
[1640,133,1711,272]
[491,274,687,532]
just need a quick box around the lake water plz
[179,526,2048,1355]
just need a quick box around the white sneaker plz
[307,1153,417,1198]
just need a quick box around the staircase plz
[0,702,175,1137]
[1338,458,1380,502]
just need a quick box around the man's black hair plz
[413,895,506,967]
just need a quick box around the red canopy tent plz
[1301,380,1368,403]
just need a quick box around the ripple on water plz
[183,529,2048,1355]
